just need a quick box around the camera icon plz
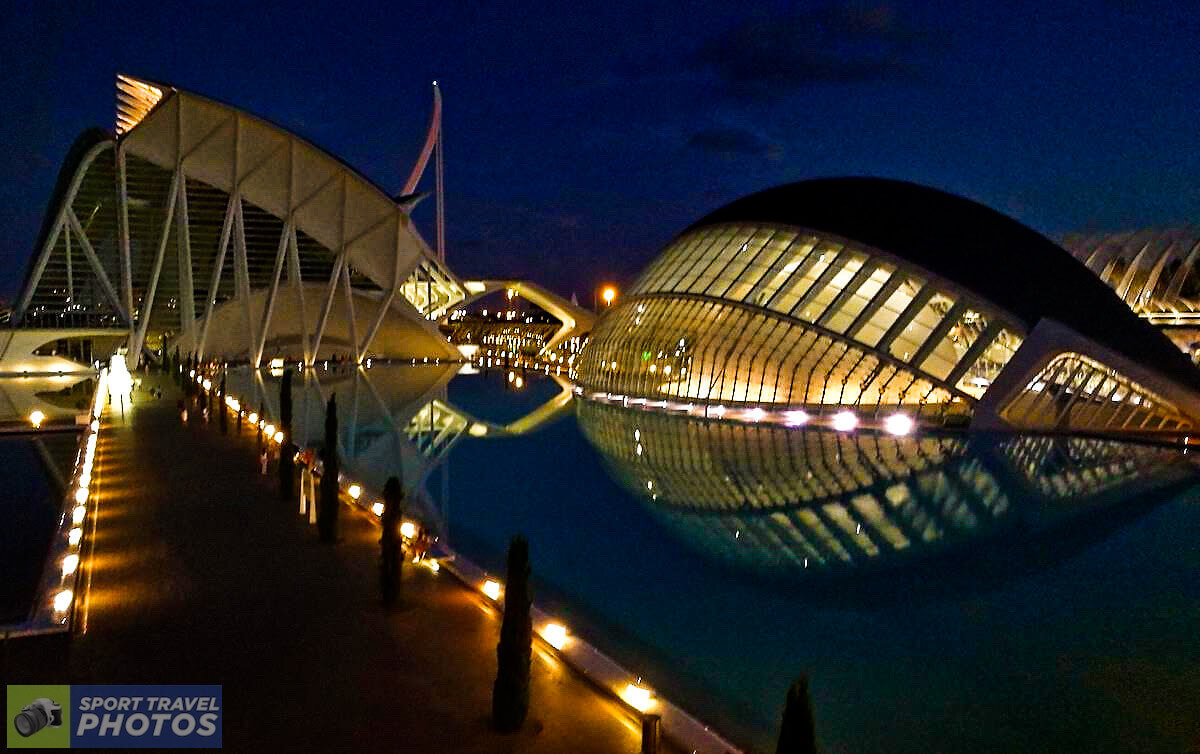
[13,698,63,738]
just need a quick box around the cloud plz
[686,127,782,160]
[693,5,936,100]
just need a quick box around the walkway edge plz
[439,551,743,754]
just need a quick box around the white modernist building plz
[14,75,470,369]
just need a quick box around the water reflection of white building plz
[225,365,574,536]
[577,400,1198,581]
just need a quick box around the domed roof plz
[686,177,1200,391]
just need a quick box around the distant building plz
[1061,227,1200,355]
[577,178,1200,432]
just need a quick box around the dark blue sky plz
[4,0,1199,301]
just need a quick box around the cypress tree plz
[278,369,294,501]
[218,373,228,435]
[775,675,818,754]
[380,475,404,606]
[318,393,339,542]
[257,400,265,456]
[493,535,532,732]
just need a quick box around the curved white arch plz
[457,280,596,354]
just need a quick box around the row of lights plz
[578,387,918,436]
[44,368,108,622]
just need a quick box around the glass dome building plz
[577,179,1200,432]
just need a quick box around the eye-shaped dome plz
[577,178,1200,433]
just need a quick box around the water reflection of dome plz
[578,400,1198,581]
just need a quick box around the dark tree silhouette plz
[380,475,404,606]
[776,675,818,754]
[278,369,294,501]
[218,373,228,435]
[493,535,532,732]
[318,393,339,542]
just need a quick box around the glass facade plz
[1001,352,1192,431]
[579,223,1026,422]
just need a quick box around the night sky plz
[4,0,1199,302]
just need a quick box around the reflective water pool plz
[212,364,1200,751]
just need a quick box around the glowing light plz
[400,521,417,539]
[620,682,655,712]
[508,372,515,383]
[884,413,914,436]
[832,411,858,432]
[541,623,570,650]
[68,527,83,546]
[785,410,810,426]
[710,405,726,418]
[745,407,766,422]
[62,554,79,577]
[29,410,44,428]
[348,484,362,499]
[469,423,488,437]
[269,358,284,369]
[74,487,88,504]
[482,579,503,600]
[273,430,285,443]
[264,424,276,437]
[248,412,258,424]
[72,505,86,525]
[371,502,384,517]
[424,558,440,573]
[202,379,212,391]
[90,419,99,432]
[53,589,73,613]
[602,287,617,305]
[514,376,524,388]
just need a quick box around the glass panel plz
[768,241,841,316]
[824,263,893,335]
[956,328,1023,395]
[803,253,866,324]
[855,275,924,348]
[889,292,954,363]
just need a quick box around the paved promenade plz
[57,375,660,752]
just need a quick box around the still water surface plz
[177,365,1200,751]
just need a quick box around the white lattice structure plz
[16,75,463,366]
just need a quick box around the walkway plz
[66,374,658,752]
